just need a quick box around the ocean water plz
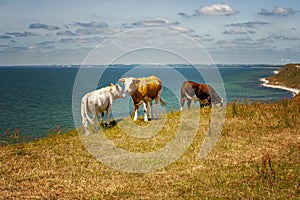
[0,65,293,139]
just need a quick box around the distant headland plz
[260,63,300,98]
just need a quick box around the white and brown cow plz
[119,75,166,121]
[180,81,223,110]
[81,83,125,135]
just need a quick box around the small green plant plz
[231,99,238,117]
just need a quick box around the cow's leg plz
[133,105,138,121]
[82,117,89,135]
[154,102,158,119]
[154,95,161,119]
[187,99,192,109]
[148,101,153,120]
[199,100,204,107]
[180,97,185,111]
[81,100,89,135]
[208,97,212,107]
[99,112,104,124]
[92,113,99,132]
[143,102,148,121]
[106,105,112,127]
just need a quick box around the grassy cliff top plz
[266,63,300,89]
[1,97,299,199]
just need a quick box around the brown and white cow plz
[180,81,223,110]
[119,75,166,121]
[81,83,126,135]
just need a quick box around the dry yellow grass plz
[0,97,299,199]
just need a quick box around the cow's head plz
[212,98,224,108]
[119,77,140,95]
[110,83,126,99]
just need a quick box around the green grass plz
[1,97,299,199]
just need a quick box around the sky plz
[0,0,299,65]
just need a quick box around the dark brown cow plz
[180,81,223,110]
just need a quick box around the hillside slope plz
[1,98,299,199]
[266,63,300,89]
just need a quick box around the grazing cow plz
[180,81,223,110]
[119,75,166,121]
[81,83,125,135]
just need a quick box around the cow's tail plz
[158,87,166,106]
[159,98,167,106]
[81,95,94,126]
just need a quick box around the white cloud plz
[56,30,77,36]
[74,28,121,36]
[178,12,190,18]
[131,18,179,27]
[190,34,214,42]
[216,37,270,50]
[74,21,108,28]
[223,28,255,35]
[6,31,38,37]
[268,34,300,41]
[57,21,121,37]
[0,35,12,39]
[258,6,295,16]
[225,20,270,28]
[60,36,104,44]
[168,26,193,33]
[195,3,238,16]
[29,23,60,31]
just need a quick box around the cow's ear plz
[134,79,140,84]
[109,83,114,91]
[119,78,125,84]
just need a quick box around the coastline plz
[260,78,300,97]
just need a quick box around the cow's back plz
[182,81,222,102]
[196,84,210,99]
[137,76,162,99]
[86,86,111,113]
[181,81,212,100]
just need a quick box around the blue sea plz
[0,64,293,140]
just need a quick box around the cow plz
[180,81,223,110]
[119,75,166,121]
[81,83,126,135]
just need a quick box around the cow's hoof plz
[105,123,111,128]
[93,128,99,133]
